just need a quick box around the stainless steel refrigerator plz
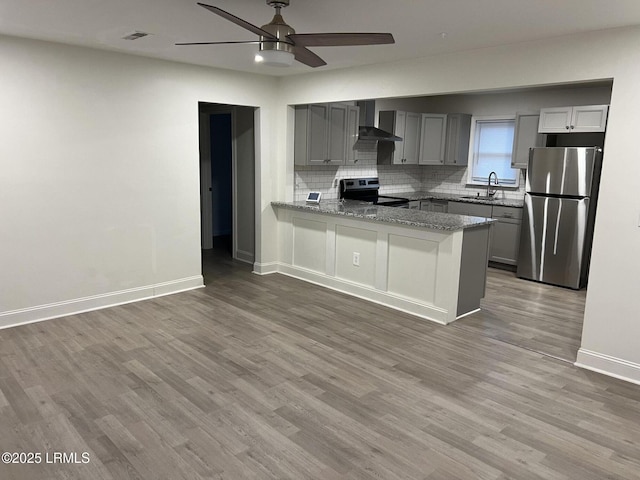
[517,147,602,289]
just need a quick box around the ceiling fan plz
[176,1,395,68]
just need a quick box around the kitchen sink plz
[461,195,496,200]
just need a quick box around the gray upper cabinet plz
[378,110,422,164]
[538,104,609,133]
[512,113,545,169]
[327,103,348,162]
[295,103,351,166]
[419,114,448,165]
[443,113,471,166]
[346,105,360,164]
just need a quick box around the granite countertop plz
[395,191,524,208]
[272,200,495,231]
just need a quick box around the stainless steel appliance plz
[517,147,602,289]
[339,177,409,207]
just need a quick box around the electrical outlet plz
[352,252,360,267]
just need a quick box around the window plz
[467,116,519,187]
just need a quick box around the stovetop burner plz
[339,177,409,207]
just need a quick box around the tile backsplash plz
[294,143,526,202]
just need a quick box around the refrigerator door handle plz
[553,201,562,255]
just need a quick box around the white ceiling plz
[2,0,640,76]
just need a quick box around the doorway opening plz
[198,102,256,281]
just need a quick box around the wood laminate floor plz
[456,267,586,362]
[0,250,638,480]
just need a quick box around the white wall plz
[278,27,640,384]
[0,35,278,326]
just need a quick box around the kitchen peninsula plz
[271,201,494,324]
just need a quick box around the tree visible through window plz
[468,117,518,186]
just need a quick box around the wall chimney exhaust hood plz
[357,100,402,141]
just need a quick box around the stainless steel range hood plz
[357,100,402,141]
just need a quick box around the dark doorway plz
[198,102,256,283]
[210,113,233,254]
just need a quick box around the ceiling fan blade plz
[197,2,277,39]
[293,46,327,68]
[288,33,395,47]
[176,40,285,46]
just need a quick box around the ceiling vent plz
[122,32,150,41]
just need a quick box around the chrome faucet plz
[487,171,499,197]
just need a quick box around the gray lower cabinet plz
[420,199,448,213]
[448,201,522,266]
[489,206,522,265]
[447,201,492,217]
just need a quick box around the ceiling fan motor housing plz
[259,11,294,55]
[266,0,290,8]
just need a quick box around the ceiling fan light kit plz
[176,0,395,68]
[255,49,294,67]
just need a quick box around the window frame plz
[466,114,519,188]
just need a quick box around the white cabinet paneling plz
[538,104,608,133]
[571,105,609,132]
[335,225,377,287]
[292,217,327,273]
[274,205,492,325]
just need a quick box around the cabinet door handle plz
[565,125,570,130]
[570,125,575,130]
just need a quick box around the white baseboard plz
[276,263,448,325]
[252,261,279,275]
[0,275,204,331]
[575,348,640,386]
[456,308,480,320]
